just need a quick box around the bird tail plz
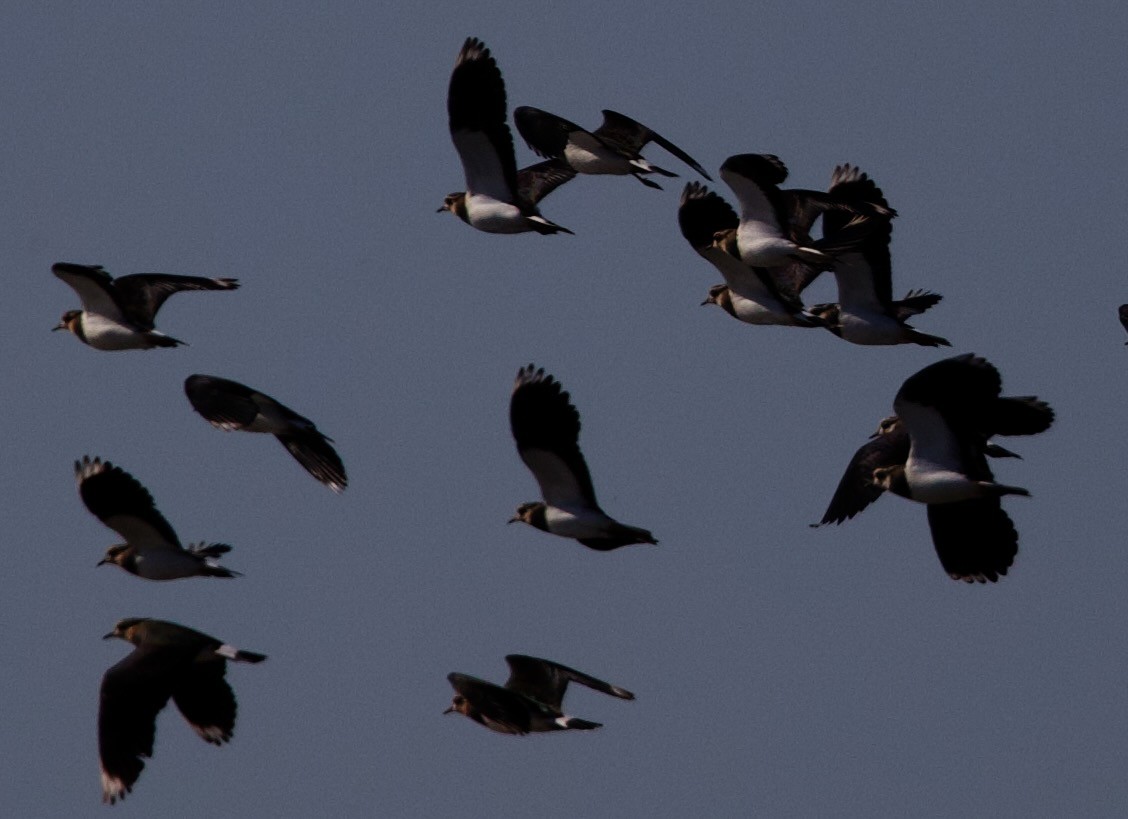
[905,328,951,347]
[528,216,574,236]
[556,716,602,730]
[188,542,233,558]
[216,644,267,663]
[150,333,184,348]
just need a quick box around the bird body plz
[509,365,656,550]
[76,456,239,580]
[99,618,265,804]
[445,654,633,735]
[441,39,573,235]
[514,106,710,189]
[184,374,348,493]
[52,262,237,350]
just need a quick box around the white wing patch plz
[452,130,514,203]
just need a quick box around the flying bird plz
[678,182,823,327]
[445,654,634,734]
[806,165,949,346]
[440,37,575,235]
[514,106,710,189]
[509,365,657,550]
[815,399,1051,528]
[76,456,239,580]
[184,374,347,493]
[99,618,265,804]
[717,153,891,271]
[52,262,238,350]
[825,354,1053,582]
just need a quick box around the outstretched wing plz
[504,654,635,710]
[112,274,238,328]
[510,365,598,510]
[448,37,518,203]
[594,109,711,179]
[76,456,182,550]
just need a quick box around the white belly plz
[465,195,531,233]
[838,310,908,345]
[563,143,632,175]
[80,314,153,350]
[736,232,797,268]
[728,292,795,325]
[544,506,613,539]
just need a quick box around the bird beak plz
[700,298,710,306]
[52,321,65,331]
[507,515,520,524]
[96,557,110,567]
[436,204,448,213]
[443,706,455,715]
[102,631,116,640]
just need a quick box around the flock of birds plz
[52,35,1065,805]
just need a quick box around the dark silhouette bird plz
[509,365,657,550]
[99,618,265,804]
[445,654,634,734]
[184,374,347,493]
[52,262,237,350]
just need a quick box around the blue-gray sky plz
[4,2,1127,817]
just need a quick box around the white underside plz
[133,551,209,580]
[80,313,163,350]
[464,195,536,233]
[837,310,912,344]
[563,143,633,175]
[544,505,616,539]
[727,291,803,326]
[902,465,992,504]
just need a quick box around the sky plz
[3,2,1128,817]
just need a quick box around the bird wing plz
[982,396,1055,437]
[51,263,127,321]
[510,365,598,510]
[171,656,238,745]
[184,374,263,430]
[926,498,1018,583]
[678,182,738,252]
[76,456,182,551]
[719,154,792,237]
[1119,304,1128,334]
[513,106,586,159]
[448,37,518,203]
[594,109,712,179]
[818,424,910,525]
[448,673,536,734]
[504,654,635,710]
[516,159,576,205]
[895,355,1004,451]
[98,645,180,804]
[112,274,238,328]
[277,430,348,494]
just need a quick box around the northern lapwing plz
[440,38,575,235]
[445,654,634,734]
[514,106,710,189]
[718,153,890,271]
[52,262,238,350]
[99,618,265,804]
[184,374,347,493]
[76,456,239,581]
[841,354,1054,582]
[678,182,823,327]
[509,365,657,550]
[806,165,949,346]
